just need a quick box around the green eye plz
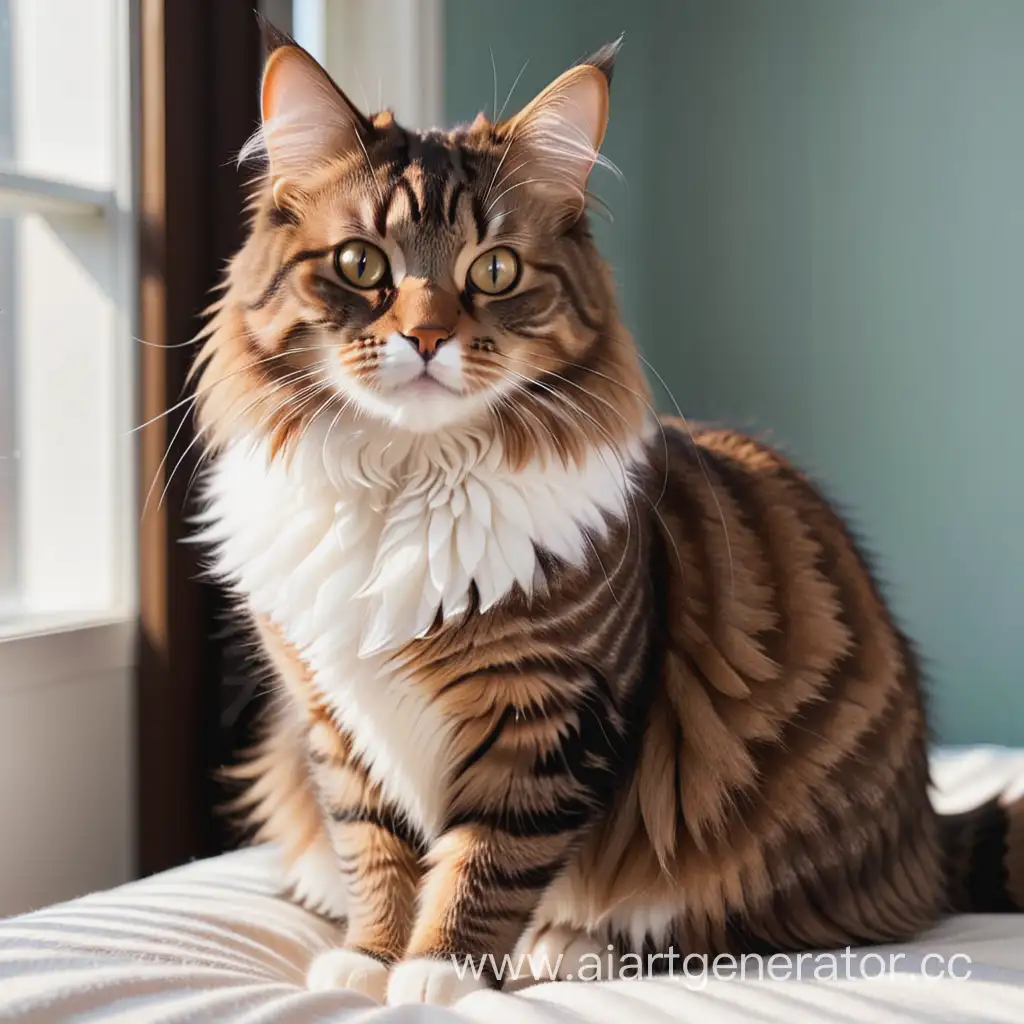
[468,246,520,295]
[334,240,389,289]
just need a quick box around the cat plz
[191,31,1024,1007]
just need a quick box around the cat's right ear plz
[501,45,616,222]
[242,44,371,205]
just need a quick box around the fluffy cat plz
[192,32,1023,1007]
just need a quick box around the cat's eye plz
[468,246,520,296]
[334,240,390,289]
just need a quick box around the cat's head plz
[196,34,649,463]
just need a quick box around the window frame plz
[0,170,112,217]
[0,0,138,670]
[293,0,444,130]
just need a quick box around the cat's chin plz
[394,376,461,403]
[353,382,493,435]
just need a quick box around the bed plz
[1,747,1022,1023]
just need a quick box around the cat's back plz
[563,418,944,953]
[645,416,933,833]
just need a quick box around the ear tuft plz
[504,63,611,218]
[580,35,624,87]
[255,14,297,57]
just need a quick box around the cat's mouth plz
[392,371,461,398]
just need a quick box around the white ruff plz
[199,421,647,837]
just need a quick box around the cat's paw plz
[386,957,488,1006]
[519,926,610,983]
[307,948,389,1002]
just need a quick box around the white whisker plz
[495,366,639,590]
[497,59,530,122]
[497,354,685,581]
[621,345,735,599]
[158,372,330,513]
[354,127,385,207]
[131,344,337,435]
[489,48,499,120]
[484,137,517,208]
[145,363,324,517]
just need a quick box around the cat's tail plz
[941,795,1024,912]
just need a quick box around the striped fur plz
[195,36,1024,1007]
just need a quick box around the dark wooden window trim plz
[136,0,263,876]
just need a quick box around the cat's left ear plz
[503,38,620,219]
[241,36,374,205]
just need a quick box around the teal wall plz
[445,1,1024,745]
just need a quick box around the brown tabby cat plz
[192,31,1024,1007]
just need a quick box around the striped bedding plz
[1,747,1023,1023]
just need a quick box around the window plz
[0,0,134,636]
[290,0,443,130]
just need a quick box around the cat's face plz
[199,38,648,458]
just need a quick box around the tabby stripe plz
[693,448,787,662]
[471,906,533,925]
[533,261,603,331]
[754,493,896,782]
[471,193,488,244]
[882,799,939,914]
[446,798,593,837]
[592,582,645,676]
[393,176,421,223]
[447,182,466,225]
[421,175,448,224]
[267,204,299,228]
[437,655,586,698]
[448,142,468,182]
[515,323,566,342]
[330,806,427,856]
[769,456,896,619]
[534,742,572,777]
[535,694,623,792]
[489,285,558,315]
[789,828,860,933]
[454,705,517,778]
[391,128,413,173]
[535,570,626,638]
[248,246,332,311]
[372,193,390,237]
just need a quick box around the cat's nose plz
[403,325,452,361]
[393,279,460,360]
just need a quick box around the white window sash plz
[292,0,444,131]
[0,170,111,217]
[0,0,136,637]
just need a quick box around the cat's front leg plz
[386,824,576,1006]
[384,663,624,1007]
[305,713,424,1002]
[306,819,421,1000]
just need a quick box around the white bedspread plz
[1,746,1023,1023]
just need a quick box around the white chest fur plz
[198,422,645,838]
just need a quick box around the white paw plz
[307,948,389,1002]
[387,957,489,1006]
[519,926,611,983]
